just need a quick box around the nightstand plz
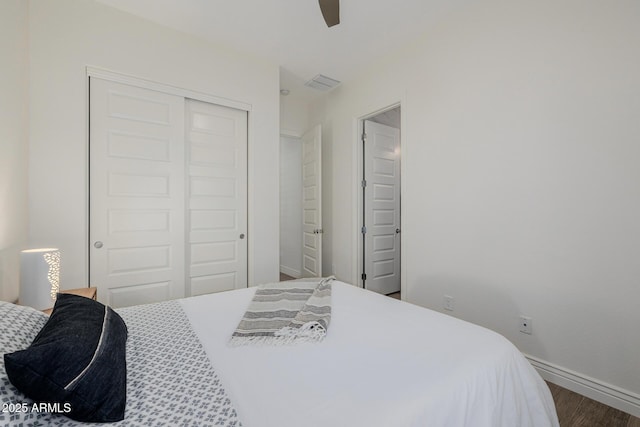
[43,287,98,315]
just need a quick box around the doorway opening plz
[358,106,401,299]
[279,126,322,282]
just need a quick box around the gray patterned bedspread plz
[0,300,241,426]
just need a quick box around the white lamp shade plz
[20,248,61,310]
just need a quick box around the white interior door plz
[364,120,400,294]
[89,78,186,307]
[301,125,322,277]
[185,99,247,295]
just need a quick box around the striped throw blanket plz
[229,276,334,346]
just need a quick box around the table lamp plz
[20,248,61,310]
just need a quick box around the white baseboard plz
[279,265,301,279]
[526,354,640,418]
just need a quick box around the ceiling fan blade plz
[318,0,340,28]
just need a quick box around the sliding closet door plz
[185,99,248,295]
[89,78,186,307]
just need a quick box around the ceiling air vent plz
[304,74,341,92]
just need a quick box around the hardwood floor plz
[547,382,640,426]
[387,291,401,300]
[279,273,295,281]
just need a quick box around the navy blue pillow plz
[4,294,127,423]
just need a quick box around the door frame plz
[85,66,254,287]
[352,102,406,299]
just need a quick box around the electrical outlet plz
[519,316,533,334]
[443,295,455,311]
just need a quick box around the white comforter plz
[181,281,559,427]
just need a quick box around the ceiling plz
[95,0,467,97]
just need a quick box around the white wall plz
[311,0,640,413]
[279,136,303,277]
[28,0,280,289]
[0,0,29,302]
[280,92,309,137]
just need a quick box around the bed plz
[1,279,559,426]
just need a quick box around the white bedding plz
[181,281,559,427]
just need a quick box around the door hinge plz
[361,179,367,188]
[361,273,367,281]
[361,226,367,234]
[362,132,367,141]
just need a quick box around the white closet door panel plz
[186,99,247,296]
[90,78,186,308]
[108,281,171,308]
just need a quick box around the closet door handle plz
[239,234,245,239]
[94,241,104,249]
